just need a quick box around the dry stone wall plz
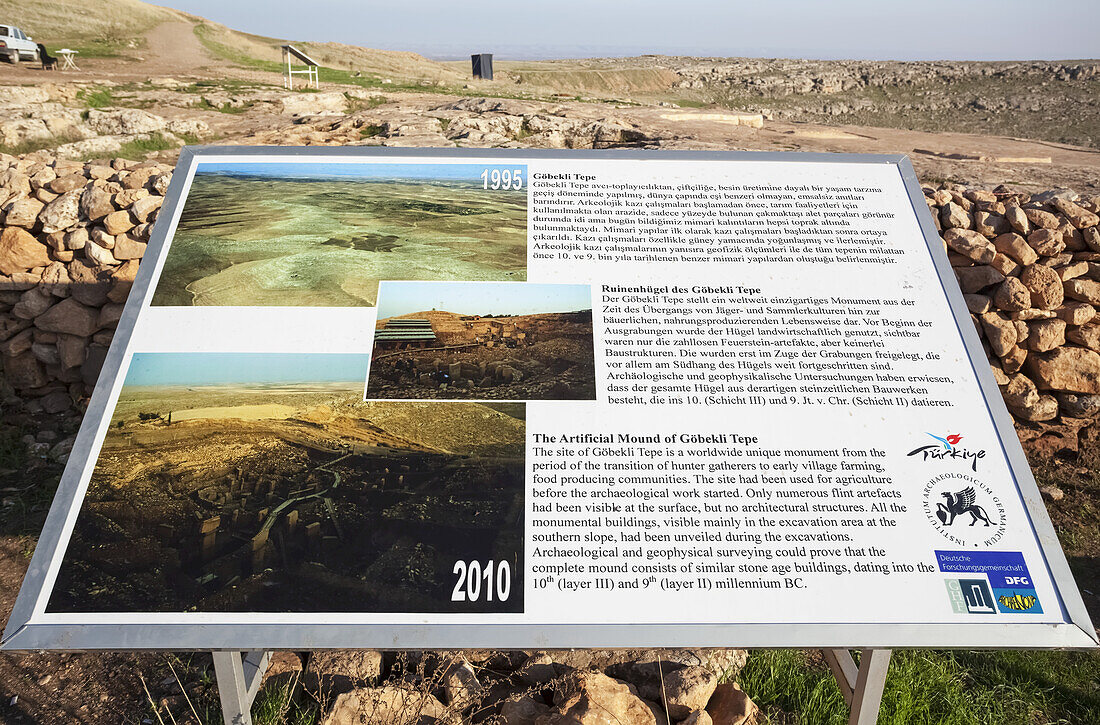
[922,184,1100,425]
[0,153,172,415]
[3,151,1100,434]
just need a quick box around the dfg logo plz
[1005,576,1031,586]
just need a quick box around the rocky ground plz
[545,57,1100,149]
[369,311,595,401]
[5,78,1099,193]
[0,8,1099,724]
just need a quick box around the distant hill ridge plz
[0,0,177,43]
[0,0,465,85]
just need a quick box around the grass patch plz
[40,26,150,61]
[741,649,1100,724]
[180,78,276,94]
[74,84,156,111]
[191,22,573,104]
[193,23,296,76]
[513,122,534,141]
[0,427,24,473]
[177,131,205,146]
[0,129,86,156]
[11,1,171,46]
[0,425,64,538]
[193,98,255,114]
[359,124,384,138]
[60,38,135,59]
[251,677,320,725]
[671,98,708,108]
[345,93,389,112]
[115,131,176,160]
[740,650,846,723]
[77,86,114,108]
[922,174,969,187]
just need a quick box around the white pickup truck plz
[0,24,39,63]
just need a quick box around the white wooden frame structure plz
[282,44,319,89]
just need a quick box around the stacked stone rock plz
[303,648,756,725]
[924,184,1100,423]
[0,153,171,414]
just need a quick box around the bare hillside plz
[0,0,177,43]
[191,19,464,83]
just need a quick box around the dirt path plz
[0,19,221,84]
[139,20,213,75]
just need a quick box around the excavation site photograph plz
[149,161,529,307]
[46,351,526,614]
[367,281,596,400]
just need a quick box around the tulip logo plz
[926,433,963,451]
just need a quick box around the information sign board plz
[3,147,1095,651]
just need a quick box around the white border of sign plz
[2,147,1096,651]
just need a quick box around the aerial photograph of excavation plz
[149,161,528,307]
[367,281,595,400]
[47,352,525,614]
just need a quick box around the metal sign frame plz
[2,147,1096,653]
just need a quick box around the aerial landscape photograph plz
[367,281,595,400]
[47,352,526,614]
[150,162,528,307]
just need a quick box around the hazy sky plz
[164,0,1098,60]
[377,282,592,318]
[126,352,371,385]
[198,162,518,181]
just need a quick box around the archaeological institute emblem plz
[922,472,1006,548]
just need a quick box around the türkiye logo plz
[908,432,986,471]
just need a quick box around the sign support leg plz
[822,648,891,725]
[213,650,272,725]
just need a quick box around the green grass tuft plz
[0,426,63,538]
[0,129,86,156]
[77,86,114,108]
[671,98,708,108]
[114,131,176,160]
[740,649,1100,725]
[0,428,24,472]
[345,93,389,112]
[251,677,319,725]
